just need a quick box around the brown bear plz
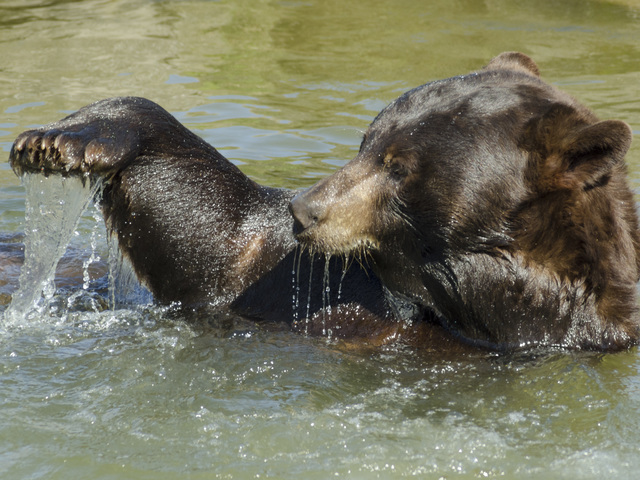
[9,92,425,346]
[10,52,640,351]
[290,52,640,351]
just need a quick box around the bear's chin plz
[294,227,380,258]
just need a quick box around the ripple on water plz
[1,300,640,478]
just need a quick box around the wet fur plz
[10,53,639,351]
[291,52,640,351]
[10,97,458,349]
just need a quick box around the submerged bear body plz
[10,52,640,351]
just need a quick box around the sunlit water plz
[2,0,640,478]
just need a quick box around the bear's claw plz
[10,129,81,176]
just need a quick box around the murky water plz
[2,0,640,478]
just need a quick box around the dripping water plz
[3,173,151,326]
[322,255,331,338]
[107,231,152,308]
[291,245,304,326]
[304,251,314,335]
[4,174,100,323]
[337,256,348,303]
[290,250,346,340]
[65,204,104,313]
[291,245,297,324]
[331,257,349,338]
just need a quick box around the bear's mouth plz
[290,195,379,255]
[293,227,380,258]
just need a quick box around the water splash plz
[4,174,100,324]
[3,173,151,326]
[66,206,104,312]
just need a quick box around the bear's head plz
[290,52,640,350]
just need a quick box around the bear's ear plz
[483,52,540,77]
[524,104,632,192]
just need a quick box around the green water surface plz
[1,0,640,478]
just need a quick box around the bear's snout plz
[289,191,320,234]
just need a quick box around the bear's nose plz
[289,192,319,232]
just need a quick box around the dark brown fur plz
[10,53,639,351]
[9,96,457,350]
[290,52,640,351]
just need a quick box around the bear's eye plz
[382,153,406,177]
